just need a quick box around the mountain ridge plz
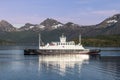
[0,13,120,44]
[0,14,120,33]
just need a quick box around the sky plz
[0,0,120,27]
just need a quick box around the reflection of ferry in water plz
[39,54,89,62]
[36,34,100,55]
[38,54,89,75]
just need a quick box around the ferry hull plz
[24,49,100,55]
[37,49,100,54]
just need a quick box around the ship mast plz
[39,33,41,47]
[79,34,81,45]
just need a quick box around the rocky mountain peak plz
[0,20,8,23]
[40,18,63,30]
[0,20,16,32]
[18,18,64,31]
[65,22,75,26]
[18,23,37,31]
[40,18,61,26]
[64,22,80,30]
[25,23,34,26]
[112,14,120,20]
[105,14,120,24]
[96,14,120,28]
[0,20,12,26]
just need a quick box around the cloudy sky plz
[0,0,120,27]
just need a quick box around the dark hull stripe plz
[24,49,101,55]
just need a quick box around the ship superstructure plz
[39,34,84,50]
[37,34,100,54]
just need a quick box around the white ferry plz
[36,34,100,54]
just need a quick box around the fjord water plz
[0,46,120,80]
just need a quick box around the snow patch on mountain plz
[107,19,118,24]
[52,24,63,29]
[36,25,45,29]
[30,26,34,29]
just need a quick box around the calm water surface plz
[0,46,120,80]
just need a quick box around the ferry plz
[35,34,101,54]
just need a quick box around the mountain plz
[101,14,120,35]
[63,22,80,29]
[40,18,63,30]
[0,14,120,45]
[44,14,120,37]
[18,23,37,31]
[18,18,64,31]
[96,14,120,28]
[1,14,120,34]
[0,20,16,32]
[88,14,120,36]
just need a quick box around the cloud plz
[91,10,120,16]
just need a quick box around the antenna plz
[79,34,81,45]
[39,33,41,47]
[62,33,64,37]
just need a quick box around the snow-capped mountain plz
[96,14,120,28]
[0,14,120,36]
[18,23,37,31]
[18,18,63,31]
[40,18,63,30]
